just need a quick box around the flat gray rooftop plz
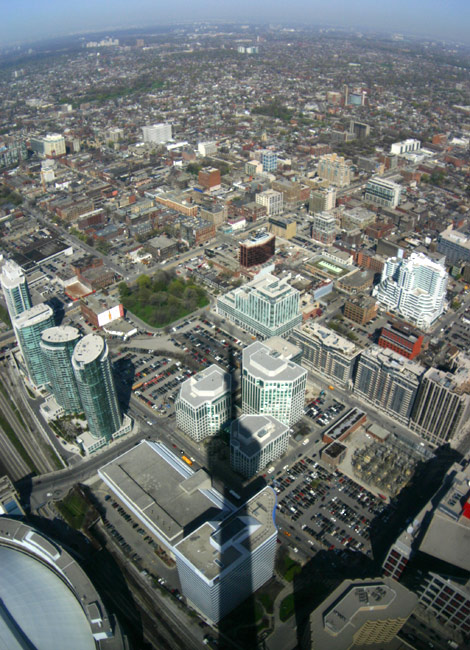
[419,465,470,572]
[231,414,288,456]
[175,487,276,582]
[243,341,306,382]
[73,333,104,365]
[99,441,231,544]
[179,364,231,408]
[309,578,417,650]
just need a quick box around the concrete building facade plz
[364,177,402,208]
[99,441,277,623]
[290,322,360,388]
[176,365,232,442]
[255,189,283,216]
[142,123,172,144]
[353,347,423,423]
[242,341,307,426]
[373,252,448,330]
[317,153,352,187]
[217,273,302,339]
[230,414,289,477]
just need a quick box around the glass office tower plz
[72,334,121,440]
[14,303,55,387]
[40,326,82,413]
[1,260,32,319]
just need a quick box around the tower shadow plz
[196,338,271,649]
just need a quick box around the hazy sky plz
[2,0,470,47]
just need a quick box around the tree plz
[118,282,130,298]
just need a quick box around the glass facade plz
[1,261,32,319]
[14,303,55,387]
[72,334,121,440]
[40,326,82,413]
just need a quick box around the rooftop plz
[174,486,276,582]
[73,333,105,365]
[243,340,305,382]
[99,441,233,544]
[309,578,417,650]
[231,414,289,456]
[13,302,53,329]
[0,517,120,649]
[41,325,81,345]
[179,364,231,408]
[419,463,470,572]
[295,321,359,358]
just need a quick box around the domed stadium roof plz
[0,545,96,650]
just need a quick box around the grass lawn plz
[279,594,295,622]
[57,489,90,529]
[280,555,302,582]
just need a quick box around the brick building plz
[344,296,378,325]
[378,320,424,360]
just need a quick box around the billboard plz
[97,304,124,327]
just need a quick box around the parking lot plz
[304,393,346,428]
[109,315,250,420]
[272,455,390,557]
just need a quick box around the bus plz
[181,455,193,466]
[132,381,144,391]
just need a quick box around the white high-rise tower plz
[373,252,448,330]
[1,261,32,319]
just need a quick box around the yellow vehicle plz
[181,455,193,466]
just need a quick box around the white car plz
[302,438,309,446]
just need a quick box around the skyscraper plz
[373,252,448,330]
[176,364,232,442]
[40,326,82,413]
[242,341,307,426]
[99,441,278,624]
[409,362,470,446]
[14,303,55,387]
[72,334,122,443]
[1,260,32,319]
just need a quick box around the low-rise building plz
[302,577,417,650]
[378,320,424,360]
[344,296,378,325]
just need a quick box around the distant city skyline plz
[2,1,470,48]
